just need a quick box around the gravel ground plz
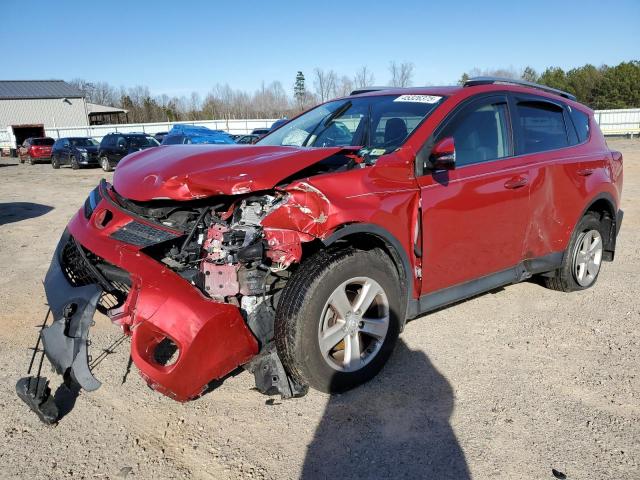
[0,140,638,479]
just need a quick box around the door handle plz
[504,175,528,189]
[577,168,593,177]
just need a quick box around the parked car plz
[251,128,270,137]
[21,77,624,423]
[154,131,168,144]
[161,125,236,145]
[98,132,159,171]
[51,137,100,169]
[235,134,260,144]
[269,118,288,131]
[18,137,54,165]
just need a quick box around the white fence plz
[45,118,278,141]
[594,109,640,136]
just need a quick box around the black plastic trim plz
[407,252,563,319]
[464,76,577,101]
[322,224,413,324]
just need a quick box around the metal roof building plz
[0,80,89,149]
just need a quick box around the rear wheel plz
[27,155,34,165]
[275,248,403,393]
[51,156,60,169]
[100,156,112,172]
[545,211,606,292]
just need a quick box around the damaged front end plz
[19,177,319,422]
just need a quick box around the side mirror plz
[429,137,456,170]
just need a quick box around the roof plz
[347,86,461,98]
[0,80,85,100]
[87,102,128,114]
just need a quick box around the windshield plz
[257,94,445,153]
[129,136,159,148]
[70,138,99,147]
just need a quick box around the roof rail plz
[350,86,394,95]
[464,76,577,101]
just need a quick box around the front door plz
[417,94,531,295]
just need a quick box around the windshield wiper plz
[322,100,352,126]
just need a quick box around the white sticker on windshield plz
[393,94,442,104]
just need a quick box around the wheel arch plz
[579,192,619,260]
[321,223,413,325]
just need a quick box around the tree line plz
[70,62,415,123]
[459,61,640,109]
[70,59,638,124]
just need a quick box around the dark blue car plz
[161,125,236,145]
[51,137,100,169]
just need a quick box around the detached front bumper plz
[42,231,103,391]
[41,181,259,401]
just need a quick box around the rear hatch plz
[31,139,54,157]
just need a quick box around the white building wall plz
[0,97,88,129]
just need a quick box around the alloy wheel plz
[572,229,603,287]
[318,277,390,372]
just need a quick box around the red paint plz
[68,198,258,402]
[113,145,351,200]
[66,82,622,401]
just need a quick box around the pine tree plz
[294,71,306,111]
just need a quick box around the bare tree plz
[313,68,338,102]
[336,76,354,97]
[388,61,414,87]
[353,66,375,88]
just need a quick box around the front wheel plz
[100,156,112,172]
[70,156,80,170]
[545,211,606,292]
[275,248,403,393]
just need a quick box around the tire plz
[27,155,34,165]
[275,248,403,393]
[545,211,606,292]
[100,156,112,172]
[19,156,24,164]
[70,156,80,170]
[51,156,60,169]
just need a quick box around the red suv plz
[18,137,54,164]
[20,78,623,422]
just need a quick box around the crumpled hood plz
[112,144,345,201]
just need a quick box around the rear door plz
[510,95,589,258]
[417,94,532,294]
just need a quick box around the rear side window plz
[516,101,568,154]
[568,107,590,143]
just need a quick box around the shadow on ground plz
[302,339,469,479]
[0,202,53,226]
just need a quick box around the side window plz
[568,107,590,143]
[441,101,511,167]
[516,101,569,154]
[117,136,127,148]
[103,135,114,147]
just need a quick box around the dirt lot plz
[0,140,638,479]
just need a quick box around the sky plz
[3,0,639,99]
